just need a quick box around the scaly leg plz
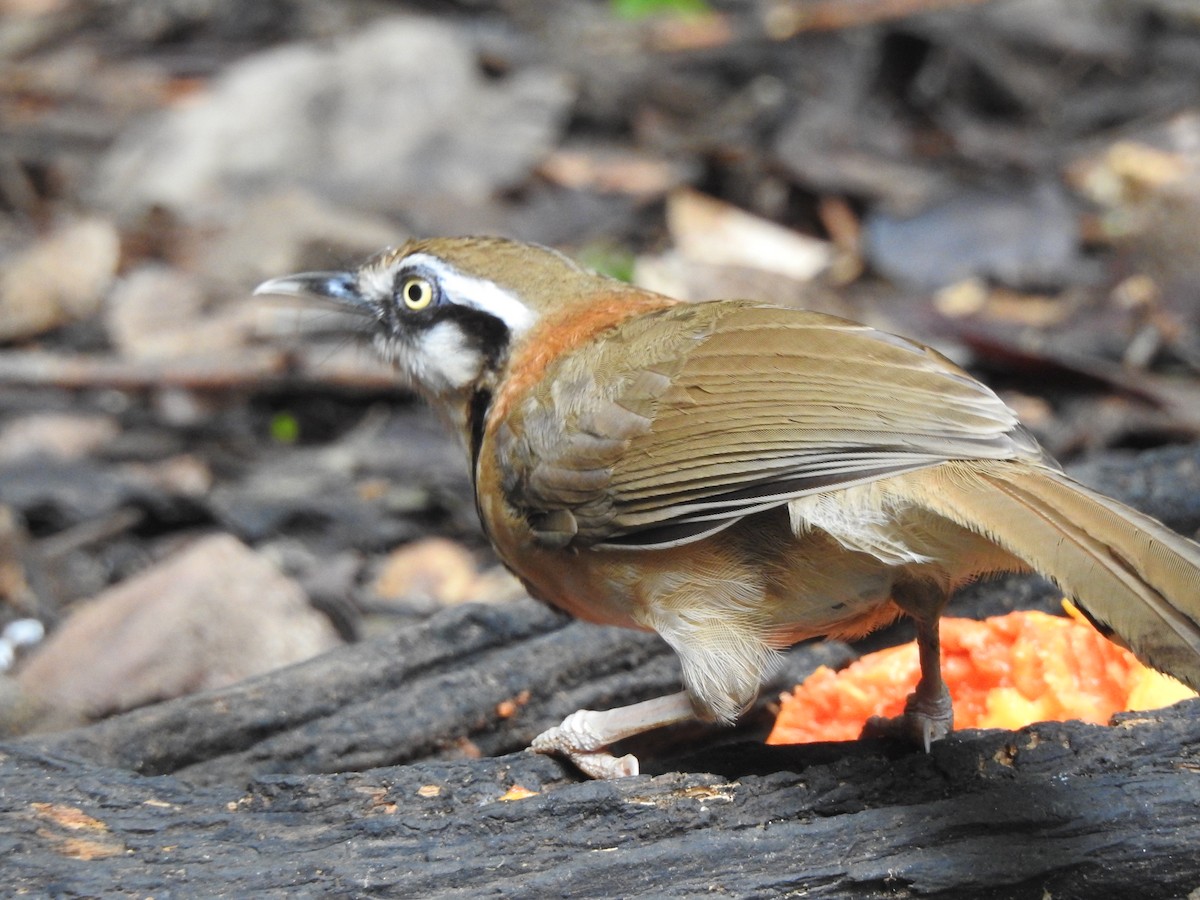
[864,579,954,751]
[531,691,697,778]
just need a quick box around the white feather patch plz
[410,321,484,392]
[788,483,932,566]
[402,253,535,335]
[634,567,782,723]
[358,251,399,304]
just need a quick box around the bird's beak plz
[253,271,373,314]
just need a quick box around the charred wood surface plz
[3,443,1200,897]
[4,704,1200,898]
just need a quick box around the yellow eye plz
[401,276,434,310]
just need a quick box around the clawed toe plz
[862,685,954,751]
[526,693,697,779]
[531,722,640,779]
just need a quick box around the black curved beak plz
[253,271,373,314]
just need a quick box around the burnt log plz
[4,703,1200,897]
[3,442,1200,897]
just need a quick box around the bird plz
[256,236,1200,779]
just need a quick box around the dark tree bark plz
[5,703,1200,898]
[3,443,1200,898]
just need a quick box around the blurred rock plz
[664,189,833,283]
[208,450,415,549]
[635,250,852,315]
[772,74,945,211]
[1070,111,1200,289]
[94,16,574,220]
[1145,0,1200,25]
[863,182,1084,290]
[537,144,694,201]
[634,191,847,313]
[0,413,119,463]
[72,0,354,48]
[209,406,476,550]
[11,533,340,732]
[371,537,478,606]
[0,218,120,342]
[261,540,361,640]
[0,505,38,620]
[122,454,212,499]
[370,537,521,608]
[978,0,1139,59]
[0,458,138,528]
[106,265,256,360]
[200,189,399,295]
[106,266,204,358]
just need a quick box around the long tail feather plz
[908,461,1200,690]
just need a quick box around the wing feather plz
[492,302,1045,550]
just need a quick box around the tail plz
[908,460,1200,691]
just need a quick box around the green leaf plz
[610,0,712,20]
[270,411,300,444]
[578,242,637,284]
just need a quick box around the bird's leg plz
[864,579,954,751]
[901,610,955,751]
[530,691,697,779]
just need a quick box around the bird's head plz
[255,236,608,403]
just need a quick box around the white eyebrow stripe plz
[403,253,535,335]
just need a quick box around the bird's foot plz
[531,709,640,779]
[862,682,954,752]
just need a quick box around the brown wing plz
[492,301,1048,550]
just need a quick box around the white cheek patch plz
[410,321,484,392]
[402,253,535,336]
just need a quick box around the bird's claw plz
[862,683,954,752]
[531,710,641,779]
